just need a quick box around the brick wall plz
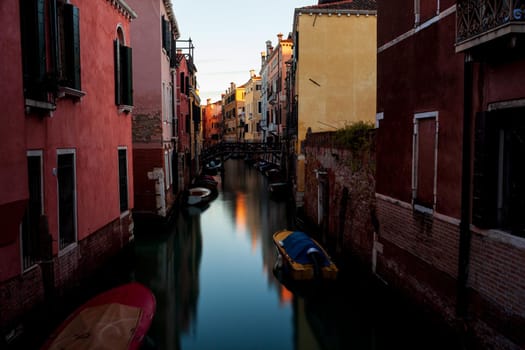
[376,195,525,349]
[375,195,459,322]
[467,230,525,348]
[303,131,376,265]
[132,112,163,143]
[0,213,132,331]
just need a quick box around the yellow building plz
[222,82,245,142]
[243,70,262,142]
[291,1,377,205]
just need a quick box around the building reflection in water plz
[126,159,462,350]
[133,209,202,350]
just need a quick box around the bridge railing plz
[201,142,282,162]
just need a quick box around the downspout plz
[457,54,473,318]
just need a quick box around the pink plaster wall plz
[0,0,134,280]
[127,0,164,115]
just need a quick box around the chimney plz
[261,51,267,67]
[277,33,283,42]
[250,69,255,78]
[266,40,273,56]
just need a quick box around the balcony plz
[456,0,525,53]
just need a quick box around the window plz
[20,0,47,102]
[21,151,43,270]
[57,150,77,249]
[412,112,438,211]
[53,1,81,91]
[180,72,185,94]
[161,16,171,54]
[20,0,81,104]
[164,150,170,190]
[473,108,525,237]
[114,29,133,107]
[118,148,129,213]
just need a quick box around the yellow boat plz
[273,230,338,280]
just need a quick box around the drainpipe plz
[457,54,473,318]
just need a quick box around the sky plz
[173,0,313,103]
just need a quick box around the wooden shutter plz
[20,0,47,100]
[120,45,133,106]
[63,4,81,90]
[472,111,498,228]
[416,118,436,208]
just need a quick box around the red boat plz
[41,282,156,350]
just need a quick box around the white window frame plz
[57,148,78,254]
[164,150,170,190]
[118,146,129,215]
[412,111,439,213]
[21,150,44,272]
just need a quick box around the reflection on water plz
[130,159,462,350]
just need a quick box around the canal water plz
[18,159,464,350]
[128,159,464,350]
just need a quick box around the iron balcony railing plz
[456,0,525,51]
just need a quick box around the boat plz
[203,159,222,175]
[193,174,219,191]
[272,230,338,281]
[268,181,289,199]
[186,186,213,206]
[41,282,156,350]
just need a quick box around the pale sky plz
[172,0,313,103]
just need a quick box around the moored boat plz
[186,186,213,206]
[268,181,289,199]
[273,230,338,281]
[41,282,155,350]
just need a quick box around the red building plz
[0,0,136,336]
[176,43,200,183]
[127,0,180,223]
[376,1,525,347]
[202,99,223,147]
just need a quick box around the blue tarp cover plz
[282,231,330,266]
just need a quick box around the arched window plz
[114,26,133,108]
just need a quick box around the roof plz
[301,0,376,11]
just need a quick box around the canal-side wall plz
[303,131,525,348]
[302,131,376,266]
[0,214,133,333]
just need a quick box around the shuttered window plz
[161,17,171,54]
[20,0,47,101]
[61,4,81,90]
[20,0,81,103]
[473,109,525,237]
[412,112,438,211]
[114,40,133,106]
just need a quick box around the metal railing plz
[456,0,525,45]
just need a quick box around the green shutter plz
[120,45,133,106]
[114,40,121,105]
[63,4,81,90]
[472,111,498,228]
[161,18,167,51]
[20,0,47,100]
